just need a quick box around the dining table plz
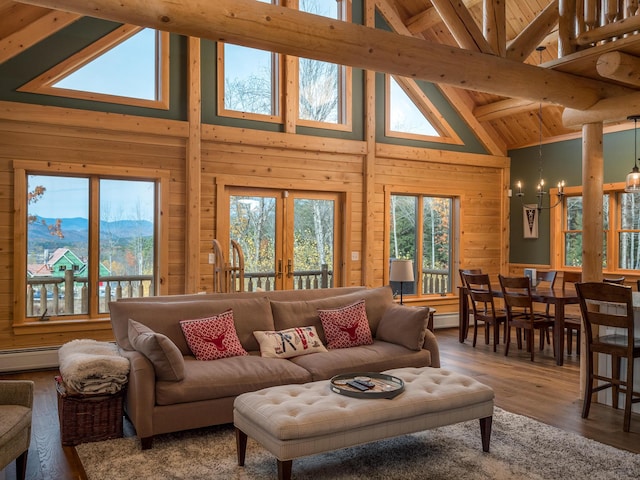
[458,284,579,366]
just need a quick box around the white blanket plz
[58,339,130,394]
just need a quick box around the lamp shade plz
[625,166,640,193]
[389,259,414,282]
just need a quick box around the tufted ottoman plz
[233,367,494,480]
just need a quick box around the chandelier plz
[625,115,640,193]
[515,47,566,211]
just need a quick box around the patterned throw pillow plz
[318,300,373,349]
[179,310,248,361]
[253,326,328,359]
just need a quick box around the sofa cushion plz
[180,310,249,361]
[270,286,394,343]
[376,304,429,351]
[289,340,433,381]
[155,355,313,405]
[128,319,185,381]
[253,326,327,359]
[318,300,373,349]
[110,296,274,353]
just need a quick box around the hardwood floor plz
[1,327,639,480]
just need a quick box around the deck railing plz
[241,265,333,292]
[26,270,153,318]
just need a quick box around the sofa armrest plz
[118,348,157,439]
[0,380,34,408]
[422,329,440,368]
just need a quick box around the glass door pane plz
[291,197,335,289]
[230,194,279,290]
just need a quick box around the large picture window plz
[388,194,454,298]
[14,162,168,324]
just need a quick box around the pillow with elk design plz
[179,310,249,361]
[317,300,373,349]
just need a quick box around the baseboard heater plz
[0,347,59,373]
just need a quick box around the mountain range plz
[28,216,154,243]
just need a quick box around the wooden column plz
[558,0,576,57]
[580,122,604,395]
[483,0,506,57]
[185,37,202,293]
[363,0,376,286]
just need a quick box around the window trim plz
[18,26,170,110]
[551,181,639,274]
[216,42,284,123]
[384,185,459,299]
[13,160,170,331]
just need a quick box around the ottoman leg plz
[277,460,292,480]
[479,416,492,452]
[235,428,247,466]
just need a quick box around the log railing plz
[562,0,640,52]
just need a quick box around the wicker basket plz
[56,376,125,446]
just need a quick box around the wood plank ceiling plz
[3,0,640,154]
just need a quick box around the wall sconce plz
[626,115,640,193]
[389,259,414,305]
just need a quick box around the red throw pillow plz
[318,300,373,349]
[179,310,248,361]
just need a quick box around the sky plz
[28,175,155,221]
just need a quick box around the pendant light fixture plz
[625,115,640,193]
[515,46,566,211]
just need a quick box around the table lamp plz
[389,259,414,305]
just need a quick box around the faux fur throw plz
[58,339,130,394]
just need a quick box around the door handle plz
[277,259,283,278]
[287,259,293,278]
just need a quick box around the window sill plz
[12,317,112,336]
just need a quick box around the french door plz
[228,187,342,290]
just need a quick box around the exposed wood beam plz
[483,0,506,57]
[596,51,640,88]
[506,0,559,62]
[406,0,484,34]
[16,0,632,109]
[562,90,640,127]
[430,0,495,54]
[474,98,539,122]
[0,10,80,64]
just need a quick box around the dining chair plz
[576,282,640,432]
[638,279,640,292]
[533,270,557,345]
[462,273,507,352]
[603,276,625,285]
[0,380,34,480]
[562,271,583,355]
[459,268,482,339]
[498,275,556,362]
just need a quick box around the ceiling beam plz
[506,0,559,62]
[596,51,640,88]
[15,0,632,109]
[430,0,494,54]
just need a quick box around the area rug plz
[76,408,640,479]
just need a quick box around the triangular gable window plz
[19,26,169,109]
[386,75,462,145]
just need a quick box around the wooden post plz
[185,37,202,293]
[580,122,604,396]
[483,0,506,57]
[558,0,576,57]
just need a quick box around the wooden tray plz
[329,372,405,399]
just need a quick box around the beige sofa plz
[109,286,440,449]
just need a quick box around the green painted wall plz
[508,127,636,264]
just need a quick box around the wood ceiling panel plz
[0,3,51,39]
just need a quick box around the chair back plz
[576,282,635,353]
[464,273,496,317]
[459,268,482,286]
[498,275,534,313]
[603,276,625,285]
[535,270,557,289]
